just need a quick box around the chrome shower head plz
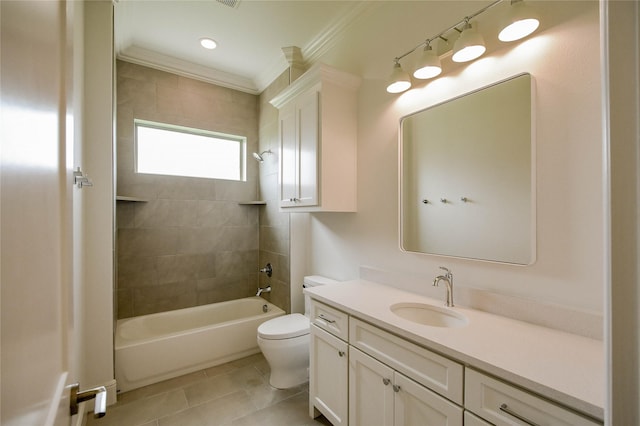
[252,149,272,163]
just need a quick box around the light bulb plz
[386,62,412,94]
[499,1,540,42]
[413,45,442,80]
[452,22,486,63]
[199,37,217,50]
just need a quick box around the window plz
[134,119,246,181]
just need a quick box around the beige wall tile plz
[116,60,260,318]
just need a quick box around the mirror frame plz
[399,73,536,265]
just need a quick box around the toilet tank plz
[303,275,339,316]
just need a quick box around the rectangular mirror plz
[400,73,535,265]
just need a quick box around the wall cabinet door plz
[279,102,298,206]
[310,325,348,426]
[279,89,319,208]
[271,63,359,212]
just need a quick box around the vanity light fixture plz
[413,42,442,79]
[199,37,218,50]
[386,60,412,93]
[498,0,540,42]
[452,20,486,63]
[386,0,539,93]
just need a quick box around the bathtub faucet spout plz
[256,286,271,297]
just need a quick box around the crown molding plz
[117,46,261,95]
[254,1,375,93]
[302,1,374,65]
[116,1,375,95]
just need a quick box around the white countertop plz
[305,279,604,421]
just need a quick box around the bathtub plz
[115,297,284,392]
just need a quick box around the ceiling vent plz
[216,0,240,8]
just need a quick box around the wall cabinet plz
[270,63,360,212]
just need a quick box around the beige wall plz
[115,60,260,318]
[306,1,604,314]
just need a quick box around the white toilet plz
[257,275,338,389]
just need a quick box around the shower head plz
[252,150,272,163]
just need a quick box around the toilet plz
[257,275,338,389]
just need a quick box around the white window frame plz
[134,119,247,181]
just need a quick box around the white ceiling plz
[114,0,372,94]
[114,1,563,96]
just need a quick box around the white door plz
[309,325,349,426]
[393,373,463,426]
[1,1,78,424]
[280,102,298,207]
[349,347,394,426]
[296,89,319,206]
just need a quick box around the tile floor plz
[87,353,332,426]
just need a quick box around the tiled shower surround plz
[116,60,290,319]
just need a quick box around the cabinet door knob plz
[393,384,401,393]
[382,378,391,386]
[338,350,345,357]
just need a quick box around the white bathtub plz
[115,297,284,392]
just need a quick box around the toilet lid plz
[258,314,310,339]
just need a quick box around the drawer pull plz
[318,314,336,324]
[499,403,540,426]
[393,385,401,393]
[382,378,391,386]
[338,351,346,357]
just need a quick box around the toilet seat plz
[258,314,309,340]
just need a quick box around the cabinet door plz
[393,373,463,426]
[296,89,319,206]
[464,411,493,426]
[310,325,348,426]
[349,347,394,426]
[279,102,298,207]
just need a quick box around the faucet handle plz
[439,266,451,274]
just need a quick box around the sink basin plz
[390,303,468,328]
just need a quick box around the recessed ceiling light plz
[199,37,217,50]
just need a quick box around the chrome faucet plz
[259,263,273,278]
[256,286,271,297]
[432,267,454,307]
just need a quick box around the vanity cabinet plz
[349,346,462,426]
[308,298,602,426]
[349,318,463,404]
[309,302,350,426]
[269,63,360,212]
[465,368,601,426]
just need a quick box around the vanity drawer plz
[465,368,602,426]
[310,301,349,341]
[464,411,492,426]
[349,318,463,405]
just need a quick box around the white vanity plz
[305,280,603,426]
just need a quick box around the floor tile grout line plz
[101,354,296,426]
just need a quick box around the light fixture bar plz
[393,0,502,62]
